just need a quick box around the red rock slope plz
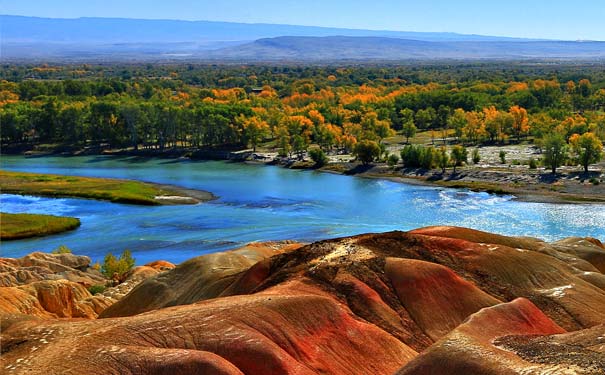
[1,227,604,374]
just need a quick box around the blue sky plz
[2,0,604,40]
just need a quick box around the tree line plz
[1,64,604,172]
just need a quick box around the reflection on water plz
[1,155,604,265]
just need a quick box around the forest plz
[1,62,604,172]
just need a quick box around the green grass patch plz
[1,212,81,240]
[0,170,189,205]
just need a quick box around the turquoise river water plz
[1,155,604,265]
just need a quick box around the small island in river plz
[0,212,80,240]
[0,170,216,206]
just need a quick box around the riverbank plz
[0,170,216,206]
[0,212,81,240]
[3,147,604,204]
[316,162,605,204]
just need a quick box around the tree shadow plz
[344,164,374,175]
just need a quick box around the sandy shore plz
[153,183,217,205]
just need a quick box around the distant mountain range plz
[2,15,604,62]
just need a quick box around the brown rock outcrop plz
[100,241,302,318]
[0,251,104,287]
[0,253,171,319]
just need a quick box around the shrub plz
[101,249,135,282]
[499,150,507,164]
[472,148,481,164]
[88,284,106,295]
[400,145,422,167]
[52,245,72,254]
[589,177,600,185]
[528,158,538,169]
[354,140,381,165]
[420,147,436,169]
[400,145,437,169]
[308,148,328,167]
[387,153,400,167]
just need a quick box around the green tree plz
[499,150,507,164]
[291,134,308,160]
[399,108,415,126]
[569,132,603,173]
[308,148,328,167]
[437,147,450,173]
[402,120,417,144]
[472,148,481,164]
[450,145,468,173]
[101,249,136,282]
[542,132,568,174]
[415,108,436,130]
[354,140,381,165]
[400,145,422,168]
[447,109,467,141]
[52,245,72,254]
[387,153,400,168]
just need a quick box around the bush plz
[88,284,106,295]
[400,145,422,167]
[101,249,135,282]
[499,150,507,164]
[420,147,436,169]
[528,158,538,169]
[52,245,72,254]
[589,177,600,185]
[387,153,400,167]
[400,145,437,169]
[354,140,381,165]
[472,148,481,164]
[308,148,328,167]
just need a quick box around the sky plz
[2,0,604,40]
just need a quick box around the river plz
[1,155,604,265]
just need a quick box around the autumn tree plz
[483,106,501,143]
[569,132,603,173]
[463,111,485,145]
[509,105,530,142]
[239,116,270,152]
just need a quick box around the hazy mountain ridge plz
[212,36,605,61]
[1,15,537,43]
[2,15,604,61]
